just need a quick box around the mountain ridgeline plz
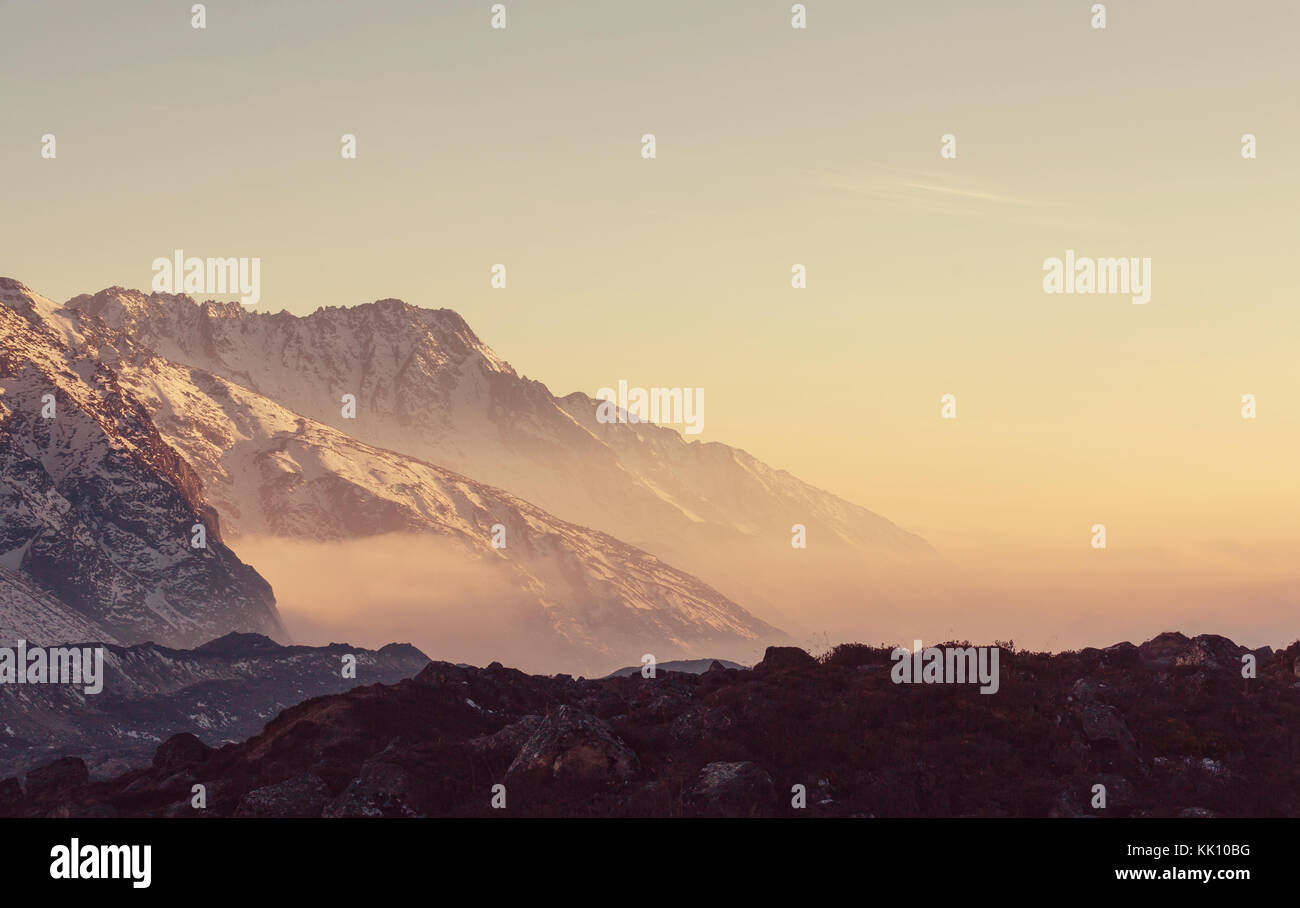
[0,277,937,671]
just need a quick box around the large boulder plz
[754,646,818,674]
[1138,632,1199,666]
[153,733,213,775]
[1079,641,1139,667]
[685,761,777,817]
[505,705,638,789]
[1077,702,1135,751]
[324,740,429,818]
[468,715,544,758]
[324,759,425,818]
[1070,677,1111,702]
[1139,632,1245,672]
[25,757,88,796]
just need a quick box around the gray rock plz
[1078,702,1135,751]
[324,759,425,818]
[1071,677,1110,702]
[685,761,777,817]
[505,705,638,789]
[468,715,544,758]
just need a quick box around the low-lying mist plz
[234,533,778,676]
[235,532,1299,678]
[234,534,594,674]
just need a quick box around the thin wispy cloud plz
[806,165,1111,231]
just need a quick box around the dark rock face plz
[0,296,280,648]
[4,632,1300,818]
[686,761,777,817]
[469,715,544,759]
[1077,702,1135,751]
[153,734,213,774]
[505,706,639,790]
[755,646,819,674]
[25,757,88,796]
[1079,641,1139,668]
[324,754,425,818]
[1138,632,1247,672]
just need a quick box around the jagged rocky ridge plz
[29,281,937,632]
[0,632,429,780]
[6,631,1297,818]
[0,278,781,671]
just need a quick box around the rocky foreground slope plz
[4,631,1297,818]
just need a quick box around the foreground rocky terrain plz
[3,631,1297,818]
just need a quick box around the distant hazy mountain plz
[603,657,747,678]
[32,282,938,633]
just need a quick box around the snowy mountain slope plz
[0,280,283,647]
[555,390,929,551]
[41,285,936,630]
[0,279,778,670]
[0,566,119,646]
[107,356,778,665]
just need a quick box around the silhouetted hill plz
[0,633,430,780]
[603,658,747,678]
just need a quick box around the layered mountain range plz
[0,276,935,671]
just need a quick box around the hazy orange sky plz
[2,0,1296,589]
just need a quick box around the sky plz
[2,0,1296,597]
